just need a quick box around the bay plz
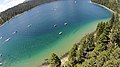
[0,0,112,67]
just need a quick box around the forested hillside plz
[48,13,120,67]
[91,0,120,14]
[0,0,57,25]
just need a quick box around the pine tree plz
[49,53,61,67]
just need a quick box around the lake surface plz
[0,0,112,67]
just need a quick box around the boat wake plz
[27,24,32,27]
[2,37,11,44]
[12,31,18,35]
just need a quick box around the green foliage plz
[110,13,119,23]
[110,48,120,59]
[96,22,105,37]
[81,57,97,67]
[91,0,120,14]
[76,47,85,64]
[68,44,78,66]
[95,51,110,67]
[63,13,120,67]
[90,44,103,58]
[86,33,95,51]
[43,2,120,65]
[69,44,78,59]
[49,53,61,67]
[97,33,109,45]
[64,61,71,67]
[102,59,120,67]
[110,21,120,47]
[75,64,82,67]
[0,0,58,25]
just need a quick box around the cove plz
[0,0,112,67]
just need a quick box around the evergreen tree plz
[110,21,120,47]
[68,44,78,66]
[96,22,105,38]
[49,53,61,67]
[102,59,120,67]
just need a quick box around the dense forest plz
[47,0,120,67]
[48,13,120,67]
[0,0,58,25]
[91,0,120,14]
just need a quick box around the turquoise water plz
[0,0,112,67]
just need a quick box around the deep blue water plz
[0,0,112,67]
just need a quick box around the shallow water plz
[0,0,112,67]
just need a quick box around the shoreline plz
[0,0,112,67]
[0,0,59,27]
[40,19,110,67]
[90,1,116,14]
[40,1,114,67]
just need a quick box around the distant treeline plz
[0,0,58,25]
[91,0,120,14]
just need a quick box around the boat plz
[64,23,68,25]
[0,62,2,66]
[89,1,92,3]
[27,24,32,27]
[12,31,17,34]
[59,32,63,35]
[53,24,57,27]
[75,0,77,3]
[5,38,11,42]
[0,37,3,39]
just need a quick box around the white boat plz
[12,31,17,34]
[59,32,63,35]
[75,1,77,3]
[27,24,32,27]
[89,1,92,3]
[0,37,3,39]
[53,24,57,27]
[0,62,2,66]
[64,23,68,25]
[5,38,11,42]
